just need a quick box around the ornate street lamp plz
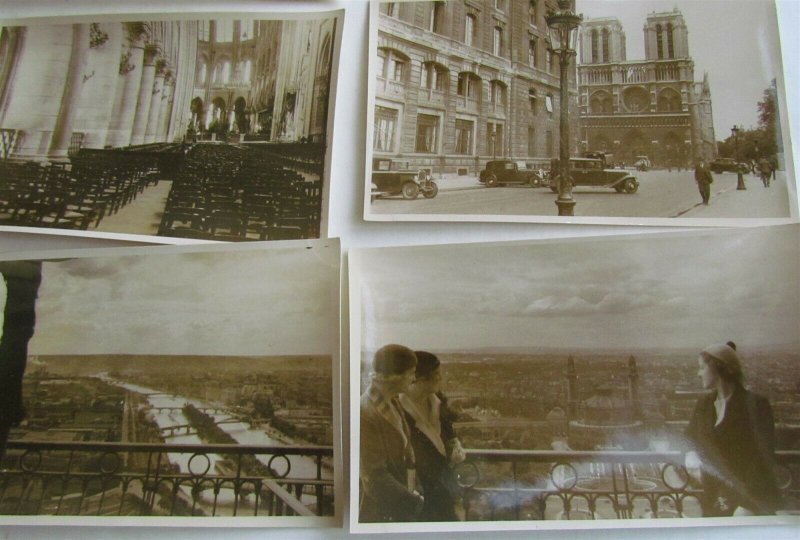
[732,125,746,190]
[546,0,583,216]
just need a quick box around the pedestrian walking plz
[758,157,772,187]
[694,159,713,205]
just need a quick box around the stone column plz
[105,26,147,148]
[156,76,175,142]
[143,63,165,143]
[129,44,158,146]
[48,24,90,159]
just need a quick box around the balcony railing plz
[454,449,800,521]
[0,440,334,517]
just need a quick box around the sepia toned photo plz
[0,240,340,526]
[349,226,800,532]
[0,12,339,241]
[365,0,796,226]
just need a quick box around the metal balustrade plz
[454,449,800,521]
[0,440,334,517]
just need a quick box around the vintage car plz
[710,157,749,174]
[549,157,639,194]
[371,158,438,200]
[479,160,545,188]
[634,155,652,171]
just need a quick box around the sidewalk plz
[679,172,792,219]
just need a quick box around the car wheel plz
[486,174,498,187]
[422,182,438,199]
[528,175,541,187]
[622,179,638,194]
[401,182,419,200]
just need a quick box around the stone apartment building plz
[373,0,581,174]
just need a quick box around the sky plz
[353,225,800,353]
[577,0,783,139]
[12,243,338,356]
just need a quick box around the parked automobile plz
[634,155,652,171]
[709,157,749,174]
[549,157,639,194]
[371,158,438,200]
[479,160,544,188]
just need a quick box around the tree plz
[756,79,782,156]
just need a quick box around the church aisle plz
[93,181,173,236]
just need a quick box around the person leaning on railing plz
[0,261,42,460]
[684,342,782,516]
[359,344,424,522]
[399,351,466,522]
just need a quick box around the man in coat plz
[694,159,713,205]
[359,344,424,522]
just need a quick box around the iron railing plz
[0,440,333,518]
[454,449,800,521]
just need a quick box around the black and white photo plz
[349,225,800,532]
[0,12,339,241]
[365,0,795,226]
[0,240,340,526]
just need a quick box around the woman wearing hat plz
[399,351,465,521]
[684,342,781,516]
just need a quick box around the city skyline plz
[0,242,339,356]
[578,0,783,138]
[353,225,800,352]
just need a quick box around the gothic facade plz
[373,0,580,173]
[577,9,717,166]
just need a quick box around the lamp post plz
[732,125,746,190]
[546,0,583,216]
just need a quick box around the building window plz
[199,21,210,41]
[377,48,407,83]
[667,23,675,58]
[529,88,537,113]
[546,46,553,72]
[529,39,537,67]
[546,130,554,156]
[381,3,399,17]
[421,62,447,91]
[528,127,536,156]
[465,14,476,46]
[602,28,610,62]
[656,24,664,59]
[415,114,439,153]
[374,106,398,152]
[545,94,554,113]
[430,2,445,34]
[457,72,480,98]
[529,1,538,25]
[495,0,505,12]
[217,20,234,42]
[591,29,599,63]
[490,80,506,107]
[238,20,253,40]
[197,63,207,85]
[487,122,504,157]
[455,119,473,154]
[493,26,503,56]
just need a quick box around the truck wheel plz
[422,182,438,199]
[623,179,638,194]
[401,182,419,200]
[486,174,498,187]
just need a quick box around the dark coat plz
[694,164,713,185]
[359,386,421,522]
[685,386,781,515]
[402,392,460,522]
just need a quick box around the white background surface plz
[0,0,799,538]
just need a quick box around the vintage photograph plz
[0,12,339,241]
[349,225,800,531]
[365,0,795,225]
[0,240,339,525]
